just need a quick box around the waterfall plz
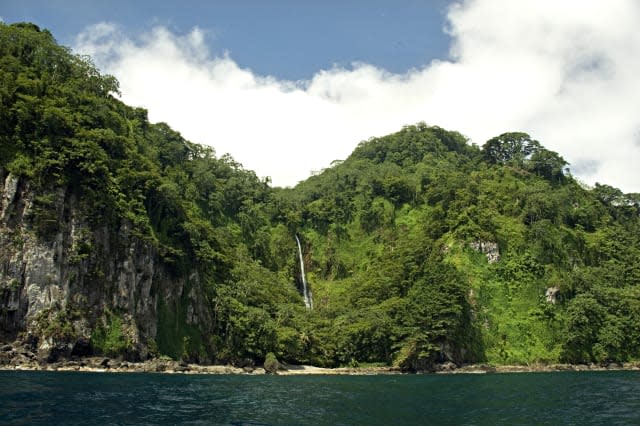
[295,235,313,309]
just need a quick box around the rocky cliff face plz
[0,168,212,362]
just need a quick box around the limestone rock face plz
[545,286,560,304]
[0,168,211,361]
[469,241,501,264]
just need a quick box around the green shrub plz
[263,352,280,374]
[91,313,132,357]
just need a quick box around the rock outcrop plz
[545,286,560,304]
[469,241,500,264]
[0,168,211,362]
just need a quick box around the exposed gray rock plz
[174,365,190,373]
[438,361,457,372]
[470,241,500,263]
[545,286,560,304]
[0,174,212,362]
[1,173,20,223]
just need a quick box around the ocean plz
[1,370,639,425]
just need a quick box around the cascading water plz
[295,235,313,309]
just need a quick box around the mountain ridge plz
[1,22,640,370]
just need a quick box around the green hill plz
[1,22,639,370]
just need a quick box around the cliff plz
[0,167,212,362]
[0,23,299,366]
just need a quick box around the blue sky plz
[2,0,452,80]
[2,1,640,192]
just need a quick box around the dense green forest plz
[2,23,640,369]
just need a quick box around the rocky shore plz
[445,362,640,374]
[2,342,640,375]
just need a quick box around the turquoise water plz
[1,370,639,425]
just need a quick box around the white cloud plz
[74,0,640,192]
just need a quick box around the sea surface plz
[1,370,639,425]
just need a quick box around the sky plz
[3,0,640,192]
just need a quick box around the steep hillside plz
[0,23,302,364]
[284,126,640,367]
[2,23,640,370]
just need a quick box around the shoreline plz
[2,356,640,376]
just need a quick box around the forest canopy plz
[2,22,640,369]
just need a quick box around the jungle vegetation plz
[2,22,640,369]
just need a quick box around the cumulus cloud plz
[74,0,640,191]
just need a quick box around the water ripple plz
[1,370,640,425]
